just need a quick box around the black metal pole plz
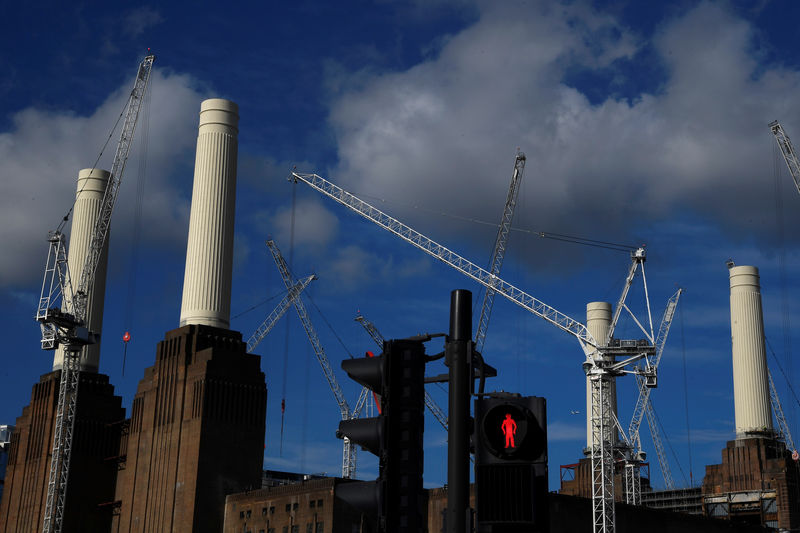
[446,289,471,533]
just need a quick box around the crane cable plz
[355,191,638,253]
[57,95,129,233]
[773,141,796,433]
[279,183,298,456]
[121,73,152,376]
[680,300,694,486]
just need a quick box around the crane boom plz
[769,120,800,196]
[39,53,154,533]
[768,369,797,454]
[291,170,661,533]
[265,240,356,478]
[627,289,682,442]
[475,152,526,353]
[355,314,449,431]
[644,400,676,489]
[246,274,316,353]
[73,55,156,324]
[289,172,598,356]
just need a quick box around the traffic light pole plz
[446,289,472,533]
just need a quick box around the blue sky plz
[2,0,800,492]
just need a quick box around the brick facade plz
[111,324,267,533]
[223,478,366,533]
[0,371,124,532]
[559,456,651,502]
[703,437,800,530]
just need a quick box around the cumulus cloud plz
[0,68,206,288]
[327,244,432,290]
[265,197,341,250]
[326,1,800,271]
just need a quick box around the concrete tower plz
[179,98,239,329]
[585,302,615,450]
[729,265,773,438]
[52,168,111,373]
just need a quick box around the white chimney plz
[52,168,111,372]
[729,265,773,438]
[585,302,616,450]
[179,98,239,329]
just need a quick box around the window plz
[310,500,315,508]
[240,511,245,519]
[315,523,324,533]
[259,530,265,533]
[262,507,267,516]
[306,524,313,533]
[292,503,298,510]
[291,526,299,533]
[285,504,291,513]
[270,506,275,514]
[268,529,275,533]
[282,527,288,533]
[317,499,323,508]
[246,510,252,519]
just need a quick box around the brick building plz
[703,437,800,530]
[111,324,267,533]
[223,477,366,533]
[0,371,124,532]
[559,455,652,502]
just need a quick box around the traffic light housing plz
[474,395,548,532]
[337,339,426,533]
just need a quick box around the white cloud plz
[326,0,800,272]
[548,420,586,441]
[0,68,205,288]
[266,198,341,250]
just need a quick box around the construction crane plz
[35,53,154,533]
[767,121,800,462]
[475,152,526,353]
[265,240,359,478]
[768,369,798,458]
[621,288,682,502]
[769,120,800,196]
[354,314,449,430]
[290,171,665,533]
[245,274,316,353]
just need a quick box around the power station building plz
[0,169,126,533]
[560,264,800,531]
[1,70,798,533]
[1,98,267,533]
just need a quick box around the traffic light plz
[337,339,426,533]
[474,395,548,532]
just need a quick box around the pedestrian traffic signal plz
[474,395,548,532]
[337,339,426,533]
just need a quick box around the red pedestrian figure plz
[501,413,517,449]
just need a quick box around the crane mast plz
[290,171,660,533]
[769,120,800,196]
[246,274,316,353]
[354,314,449,431]
[623,288,681,500]
[265,240,358,478]
[475,152,526,353]
[37,53,154,533]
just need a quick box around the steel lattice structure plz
[290,171,665,532]
[38,54,155,533]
